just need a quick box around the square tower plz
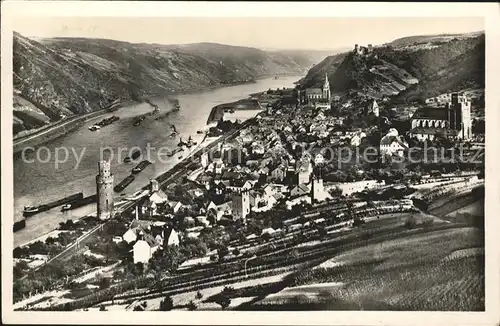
[231,189,250,222]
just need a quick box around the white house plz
[133,233,160,265]
[379,128,408,157]
[314,153,325,165]
[270,165,286,182]
[170,201,185,214]
[163,227,180,247]
[123,228,138,244]
[350,131,367,147]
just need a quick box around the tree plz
[404,215,417,229]
[195,290,203,300]
[135,262,144,275]
[215,295,231,310]
[99,305,107,311]
[217,246,229,261]
[317,226,327,240]
[187,300,198,311]
[159,295,174,311]
[150,246,183,274]
[99,277,111,290]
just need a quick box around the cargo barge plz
[167,148,183,157]
[13,219,26,232]
[96,115,120,127]
[61,194,97,212]
[132,160,152,174]
[114,175,135,192]
[124,149,141,163]
[23,192,84,217]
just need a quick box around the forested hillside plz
[13,33,329,135]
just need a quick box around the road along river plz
[13,76,301,246]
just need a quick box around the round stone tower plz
[96,160,114,220]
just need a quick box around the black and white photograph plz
[2,2,499,325]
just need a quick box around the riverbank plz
[13,75,303,245]
[207,99,264,124]
[12,99,136,156]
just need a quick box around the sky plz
[13,17,484,51]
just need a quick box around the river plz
[13,75,301,246]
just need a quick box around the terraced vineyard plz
[247,227,484,311]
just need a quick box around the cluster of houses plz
[117,88,479,266]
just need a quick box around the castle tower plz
[231,189,250,223]
[322,73,331,102]
[451,93,472,139]
[310,166,326,203]
[96,160,114,220]
[448,93,472,139]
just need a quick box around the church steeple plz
[322,73,331,102]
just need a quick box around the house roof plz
[293,184,310,195]
[143,233,160,248]
[147,190,168,204]
[411,107,449,120]
[306,88,322,95]
[130,219,152,230]
[380,135,408,147]
[410,127,459,136]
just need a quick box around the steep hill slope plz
[299,32,484,102]
[13,33,328,135]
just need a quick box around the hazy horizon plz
[13,17,484,51]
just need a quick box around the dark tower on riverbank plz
[96,160,114,220]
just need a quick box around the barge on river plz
[124,149,141,163]
[132,160,152,174]
[13,219,26,232]
[61,194,97,212]
[114,175,135,192]
[23,192,84,217]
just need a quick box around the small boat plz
[166,148,182,157]
[178,155,183,159]
[61,194,97,211]
[124,149,141,163]
[23,206,40,215]
[23,192,84,217]
[88,125,101,131]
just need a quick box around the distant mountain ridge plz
[299,31,485,102]
[13,33,330,135]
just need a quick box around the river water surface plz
[13,76,301,246]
